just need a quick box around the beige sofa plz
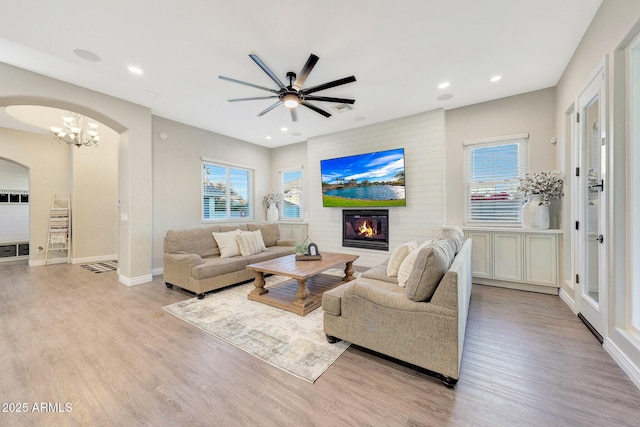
[322,228,472,387]
[163,223,295,299]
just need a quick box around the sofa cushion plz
[247,223,280,247]
[387,241,417,277]
[362,262,399,284]
[236,232,262,256]
[444,227,465,254]
[397,240,433,287]
[212,229,241,258]
[164,226,220,257]
[191,256,248,280]
[405,239,456,302]
[218,224,248,232]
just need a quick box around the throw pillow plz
[236,233,262,256]
[246,223,280,247]
[397,240,433,287]
[386,241,417,277]
[444,227,465,254]
[212,229,241,258]
[242,229,267,251]
[405,239,456,302]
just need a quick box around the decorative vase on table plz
[267,202,279,222]
[521,194,550,229]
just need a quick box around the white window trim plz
[201,157,255,222]
[463,133,529,227]
[279,166,303,221]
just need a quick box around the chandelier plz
[50,113,101,147]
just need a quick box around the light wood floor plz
[1,260,640,426]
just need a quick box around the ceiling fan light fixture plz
[283,94,299,108]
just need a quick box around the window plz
[464,133,529,224]
[280,168,303,219]
[202,159,254,221]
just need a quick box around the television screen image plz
[321,148,406,207]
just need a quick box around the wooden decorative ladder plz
[45,194,71,264]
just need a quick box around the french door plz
[575,62,607,340]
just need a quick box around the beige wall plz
[445,87,557,227]
[0,62,153,283]
[151,116,272,270]
[0,126,118,264]
[554,0,640,388]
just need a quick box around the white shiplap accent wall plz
[306,109,445,267]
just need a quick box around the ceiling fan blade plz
[218,75,279,93]
[293,54,319,91]
[300,101,331,118]
[304,95,355,104]
[257,101,282,117]
[249,54,286,90]
[290,108,298,122]
[228,96,279,102]
[301,76,356,95]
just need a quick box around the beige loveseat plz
[322,228,472,387]
[163,223,295,299]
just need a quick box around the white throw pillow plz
[242,229,267,251]
[386,241,417,277]
[212,229,241,258]
[236,233,262,256]
[397,240,433,287]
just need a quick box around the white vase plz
[521,194,550,229]
[267,202,278,222]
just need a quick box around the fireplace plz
[342,209,389,251]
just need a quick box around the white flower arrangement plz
[262,191,282,209]
[517,170,564,205]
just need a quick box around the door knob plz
[597,234,604,244]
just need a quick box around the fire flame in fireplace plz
[358,221,377,238]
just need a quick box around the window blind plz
[464,134,529,224]
[202,161,254,221]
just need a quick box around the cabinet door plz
[290,224,308,244]
[525,234,557,286]
[466,231,492,278]
[493,232,523,282]
[278,224,292,240]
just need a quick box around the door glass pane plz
[585,98,600,304]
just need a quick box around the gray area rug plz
[163,270,352,383]
[81,260,118,273]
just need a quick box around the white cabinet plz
[463,227,560,294]
[278,222,308,244]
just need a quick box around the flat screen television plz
[321,147,406,207]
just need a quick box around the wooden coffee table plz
[246,252,359,316]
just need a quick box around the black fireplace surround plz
[342,209,389,251]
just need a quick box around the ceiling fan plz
[218,53,356,122]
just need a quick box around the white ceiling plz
[0,0,602,148]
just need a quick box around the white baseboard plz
[559,288,577,314]
[604,336,640,391]
[29,258,67,267]
[71,254,118,265]
[151,267,164,276]
[119,273,153,286]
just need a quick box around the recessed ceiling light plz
[490,75,502,83]
[127,65,144,75]
[266,136,272,140]
[73,49,101,62]
[148,91,160,97]
[437,93,454,101]
[280,127,288,132]
[438,82,450,89]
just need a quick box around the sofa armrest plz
[275,239,295,247]
[163,253,203,287]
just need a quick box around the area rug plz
[163,269,354,383]
[81,260,118,273]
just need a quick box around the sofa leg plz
[440,376,458,389]
[197,293,205,299]
[326,334,340,344]
[165,283,173,288]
